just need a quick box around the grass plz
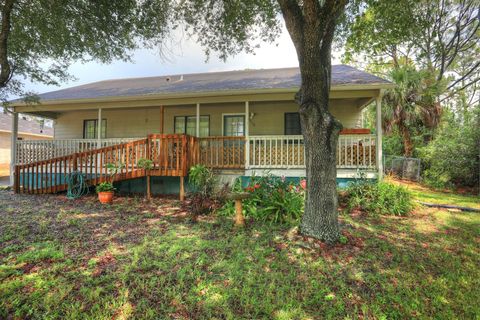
[388,178,480,209]
[0,187,479,319]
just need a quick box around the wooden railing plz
[148,134,198,177]
[14,133,377,194]
[247,134,376,169]
[16,138,141,165]
[14,135,195,194]
[198,136,245,169]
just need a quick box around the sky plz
[23,27,343,96]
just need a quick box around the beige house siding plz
[53,99,363,139]
[0,132,52,176]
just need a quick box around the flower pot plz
[98,191,114,204]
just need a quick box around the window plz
[285,112,301,135]
[174,115,210,137]
[83,119,106,139]
[223,115,245,136]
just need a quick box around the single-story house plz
[9,65,393,196]
[0,112,53,177]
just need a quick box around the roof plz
[31,65,391,102]
[0,112,54,136]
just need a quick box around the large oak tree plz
[2,0,353,243]
[152,0,350,242]
[0,0,171,102]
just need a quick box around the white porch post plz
[376,93,384,180]
[195,103,200,137]
[97,108,102,148]
[245,101,249,169]
[10,111,18,186]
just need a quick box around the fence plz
[384,155,421,181]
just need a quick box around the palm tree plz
[382,64,442,156]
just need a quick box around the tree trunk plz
[0,0,15,88]
[278,0,347,243]
[297,60,343,243]
[399,125,413,157]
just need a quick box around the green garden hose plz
[66,171,89,199]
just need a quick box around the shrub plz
[96,181,115,193]
[187,165,227,219]
[343,181,414,216]
[137,158,154,170]
[95,162,124,193]
[222,174,305,224]
[418,108,480,189]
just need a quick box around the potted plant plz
[96,162,124,204]
[96,181,116,204]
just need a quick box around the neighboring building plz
[9,65,392,195]
[0,112,53,177]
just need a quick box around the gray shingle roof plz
[34,64,391,101]
[0,112,54,136]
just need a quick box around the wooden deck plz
[14,133,377,194]
[14,134,198,194]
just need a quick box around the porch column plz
[376,93,383,180]
[159,105,164,134]
[196,103,200,137]
[97,108,102,148]
[245,101,249,169]
[9,111,18,186]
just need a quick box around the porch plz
[15,133,377,170]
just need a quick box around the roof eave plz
[10,82,393,109]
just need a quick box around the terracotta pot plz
[98,191,114,204]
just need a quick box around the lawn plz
[0,187,479,319]
[388,178,480,210]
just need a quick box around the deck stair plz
[14,134,198,194]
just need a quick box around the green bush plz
[221,174,305,224]
[187,165,227,219]
[343,181,414,216]
[137,158,154,170]
[418,108,480,189]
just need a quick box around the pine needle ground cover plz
[0,188,478,319]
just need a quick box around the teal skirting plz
[114,176,371,196]
[19,173,374,195]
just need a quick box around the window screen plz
[285,112,301,135]
[83,119,106,139]
[174,116,210,137]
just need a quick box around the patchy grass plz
[0,189,479,319]
[388,178,480,209]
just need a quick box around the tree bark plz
[278,0,347,243]
[0,0,15,88]
[399,124,413,157]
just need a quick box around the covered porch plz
[9,67,389,188]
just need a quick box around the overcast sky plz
[23,27,343,96]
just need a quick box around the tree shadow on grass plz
[0,191,479,319]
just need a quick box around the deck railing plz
[247,134,376,169]
[198,136,245,169]
[337,134,376,169]
[15,134,376,176]
[16,138,141,165]
[14,135,196,194]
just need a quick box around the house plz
[0,112,53,177]
[9,65,393,197]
